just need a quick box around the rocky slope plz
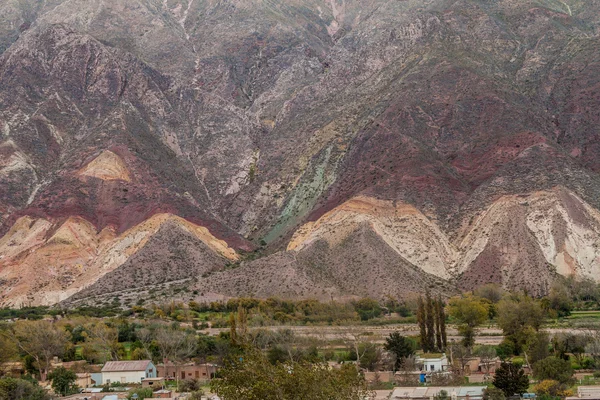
[2,0,600,304]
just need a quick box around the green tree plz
[439,297,447,349]
[552,333,588,365]
[496,340,515,361]
[447,294,489,348]
[493,362,530,397]
[425,292,436,351]
[384,332,416,370]
[525,330,550,366]
[0,327,17,369]
[545,282,574,318]
[353,298,382,321]
[0,377,50,400]
[434,297,443,351]
[417,296,428,352]
[211,346,372,400]
[48,366,78,396]
[497,293,544,354]
[532,356,574,385]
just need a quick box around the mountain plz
[2,0,600,306]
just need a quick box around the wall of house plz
[423,358,448,372]
[158,364,216,381]
[364,371,394,383]
[102,371,148,384]
[145,363,157,379]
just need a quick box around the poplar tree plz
[425,291,435,352]
[439,295,447,349]
[435,297,443,351]
[417,296,428,352]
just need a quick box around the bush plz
[188,391,205,400]
[537,395,562,400]
[179,379,202,392]
[434,390,449,400]
[534,380,573,397]
[483,387,505,400]
[127,388,154,399]
[581,357,595,370]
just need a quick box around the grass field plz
[567,311,600,319]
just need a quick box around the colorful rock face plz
[2,0,600,304]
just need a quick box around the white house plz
[415,354,448,372]
[100,360,156,385]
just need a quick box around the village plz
[1,283,600,400]
[3,334,600,400]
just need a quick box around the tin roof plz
[392,386,487,399]
[101,360,152,372]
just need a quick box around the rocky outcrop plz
[79,151,131,182]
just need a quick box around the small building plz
[76,372,92,388]
[391,386,487,400]
[142,377,165,388]
[415,354,449,373]
[157,362,218,381]
[100,360,156,385]
[151,389,173,399]
[0,361,24,377]
[566,386,600,400]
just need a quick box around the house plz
[157,362,218,381]
[100,360,156,385]
[415,354,449,373]
[391,386,487,400]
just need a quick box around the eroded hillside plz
[1,0,600,304]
